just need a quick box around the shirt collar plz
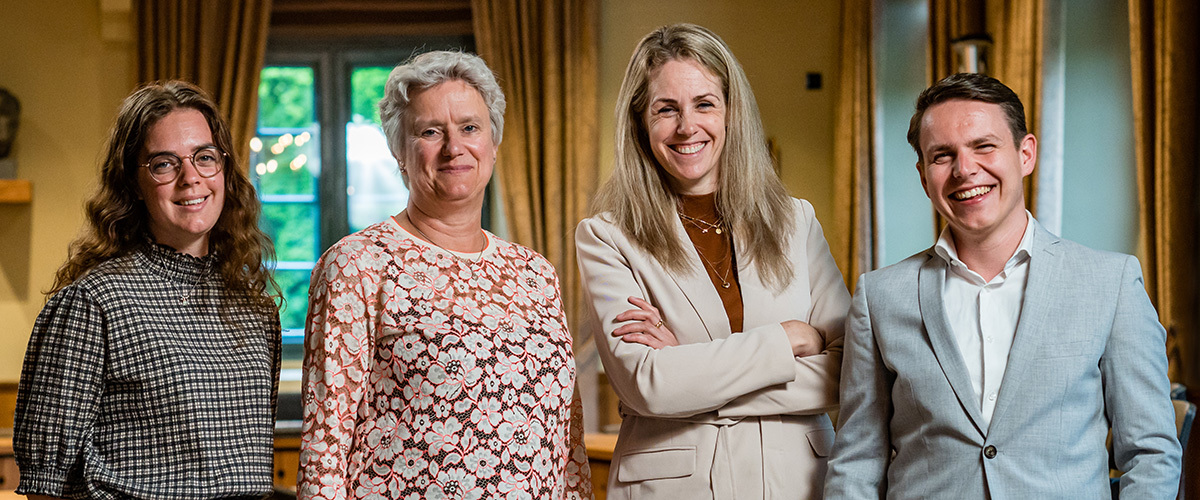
[934,210,1035,274]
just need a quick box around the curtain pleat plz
[136,0,272,171]
[1129,0,1199,398]
[832,0,876,286]
[470,0,599,348]
[987,0,1043,215]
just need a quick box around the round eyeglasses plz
[140,146,226,184]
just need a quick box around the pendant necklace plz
[694,245,734,289]
[180,258,212,303]
[678,212,725,234]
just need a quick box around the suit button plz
[984,445,998,459]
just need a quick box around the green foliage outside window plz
[254,63,403,335]
[351,67,390,126]
[255,67,319,332]
[273,269,313,335]
[259,67,315,129]
[254,65,403,335]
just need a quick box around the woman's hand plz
[612,296,680,349]
[782,320,825,357]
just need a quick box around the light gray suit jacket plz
[825,222,1181,499]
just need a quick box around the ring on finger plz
[654,320,664,328]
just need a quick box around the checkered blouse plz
[14,242,281,499]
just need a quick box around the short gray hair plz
[379,51,506,161]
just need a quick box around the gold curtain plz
[470,0,600,345]
[136,0,272,169]
[986,0,1043,215]
[1129,0,1199,393]
[832,0,875,287]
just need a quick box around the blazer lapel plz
[737,238,772,331]
[663,216,732,342]
[919,253,987,436]
[987,223,1062,433]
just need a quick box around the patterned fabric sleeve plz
[14,285,106,496]
[541,257,593,500]
[564,380,594,500]
[298,240,377,499]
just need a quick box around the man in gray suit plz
[824,73,1182,499]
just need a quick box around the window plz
[253,37,474,361]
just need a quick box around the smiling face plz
[917,99,1036,245]
[137,108,225,256]
[403,79,497,215]
[643,58,727,196]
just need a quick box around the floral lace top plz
[298,218,592,500]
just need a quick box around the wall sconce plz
[951,34,993,75]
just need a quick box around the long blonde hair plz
[591,23,796,291]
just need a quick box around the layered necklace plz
[677,210,734,289]
[678,212,725,235]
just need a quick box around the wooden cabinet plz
[585,433,617,500]
[273,434,300,493]
[0,436,17,491]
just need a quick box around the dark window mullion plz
[316,51,347,253]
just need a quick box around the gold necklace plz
[693,244,734,289]
[678,212,724,234]
[402,212,486,265]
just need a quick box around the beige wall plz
[0,0,841,383]
[598,0,842,223]
[0,0,135,381]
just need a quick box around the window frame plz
[258,36,476,347]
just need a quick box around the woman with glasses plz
[13,81,281,499]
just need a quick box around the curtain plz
[986,0,1043,215]
[470,0,600,347]
[136,0,272,170]
[832,0,876,287]
[1129,0,1199,396]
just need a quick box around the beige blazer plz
[576,198,850,500]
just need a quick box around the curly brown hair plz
[50,81,279,310]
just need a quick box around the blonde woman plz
[576,24,850,499]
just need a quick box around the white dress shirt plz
[933,212,1034,428]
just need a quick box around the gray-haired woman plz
[298,50,592,500]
